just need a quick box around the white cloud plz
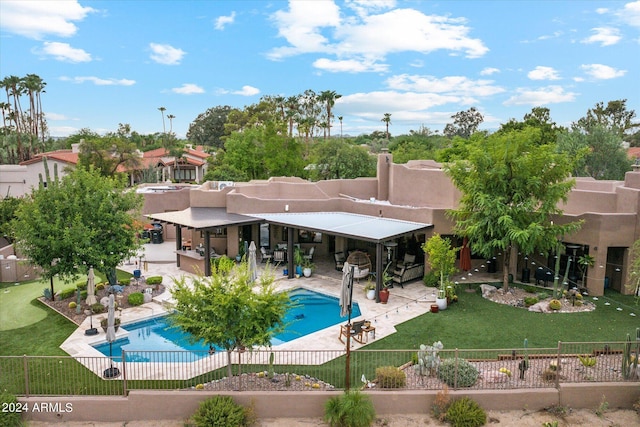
[35,41,91,62]
[527,66,561,81]
[617,1,640,28]
[232,85,260,96]
[504,85,578,106]
[0,0,95,39]
[345,0,396,18]
[385,74,505,97]
[60,76,135,86]
[215,11,236,30]
[580,64,626,79]
[313,57,388,73]
[44,112,68,120]
[480,67,500,76]
[268,3,488,69]
[149,43,186,65]
[581,27,621,46]
[171,84,205,94]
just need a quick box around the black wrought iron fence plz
[1,341,637,397]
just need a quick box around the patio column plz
[175,226,182,267]
[287,227,294,279]
[204,230,212,276]
[375,242,384,303]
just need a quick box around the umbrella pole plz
[345,265,355,391]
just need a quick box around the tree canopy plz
[11,165,143,293]
[445,127,582,289]
[308,139,376,180]
[170,262,291,378]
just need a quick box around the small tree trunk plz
[503,246,512,290]
[226,349,233,379]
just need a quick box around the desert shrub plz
[128,292,144,306]
[1,390,24,427]
[446,396,486,427]
[423,270,439,287]
[541,369,558,382]
[536,292,549,300]
[431,385,451,422]
[375,366,406,388]
[191,395,254,427]
[548,299,562,310]
[43,287,53,300]
[68,301,77,309]
[58,287,77,300]
[575,292,583,300]
[438,358,479,388]
[76,281,87,291]
[522,285,537,293]
[96,283,105,291]
[575,300,583,307]
[91,303,105,314]
[524,296,538,307]
[324,390,375,427]
[146,276,163,285]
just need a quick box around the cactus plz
[414,341,443,376]
[268,351,275,379]
[622,333,632,379]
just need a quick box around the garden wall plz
[20,383,639,423]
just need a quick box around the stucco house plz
[143,153,640,297]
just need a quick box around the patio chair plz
[260,247,273,263]
[273,250,286,264]
[303,246,315,261]
[338,320,366,345]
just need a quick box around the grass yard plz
[367,284,639,351]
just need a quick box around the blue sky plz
[1,0,638,139]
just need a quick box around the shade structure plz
[248,241,258,283]
[460,237,472,272]
[340,262,353,318]
[103,294,120,378]
[85,267,97,306]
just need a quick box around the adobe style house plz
[143,153,640,297]
[0,144,210,197]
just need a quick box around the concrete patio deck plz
[60,240,501,380]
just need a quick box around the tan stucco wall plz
[19,384,639,423]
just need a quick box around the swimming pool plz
[93,288,361,362]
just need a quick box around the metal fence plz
[1,341,637,397]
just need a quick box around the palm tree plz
[285,95,300,137]
[318,90,341,139]
[167,114,175,135]
[158,107,167,135]
[338,116,343,139]
[381,113,392,139]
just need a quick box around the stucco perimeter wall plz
[20,384,639,423]
[388,164,460,208]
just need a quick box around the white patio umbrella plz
[340,262,354,318]
[85,267,97,306]
[248,241,258,283]
[103,294,120,378]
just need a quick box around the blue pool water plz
[93,288,360,362]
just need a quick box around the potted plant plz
[294,248,304,276]
[423,233,458,311]
[302,258,314,277]
[378,265,393,303]
[364,280,376,300]
[100,317,121,333]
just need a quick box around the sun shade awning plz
[251,212,432,243]
[146,207,261,230]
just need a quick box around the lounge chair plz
[260,247,273,263]
[303,246,315,261]
[338,320,366,345]
[334,252,345,271]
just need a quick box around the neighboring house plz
[0,144,210,197]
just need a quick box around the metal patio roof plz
[251,211,432,243]
[146,207,261,230]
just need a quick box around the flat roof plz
[146,207,261,230]
[251,212,432,243]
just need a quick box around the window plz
[260,223,270,248]
[299,229,322,243]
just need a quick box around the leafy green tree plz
[446,127,582,289]
[574,99,638,137]
[556,125,632,180]
[12,166,143,295]
[223,128,266,180]
[187,105,237,149]
[422,233,458,294]
[498,107,562,145]
[77,135,141,177]
[443,107,483,139]
[309,139,376,180]
[388,132,447,163]
[628,239,640,300]
[262,123,304,177]
[0,195,23,242]
[170,262,291,379]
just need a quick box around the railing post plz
[555,341,562,390]
[454,348,459,390]
[122,349,127,396]
[23,354,30,397]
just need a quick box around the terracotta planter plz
[379,288,390,304]
[430,304,439,313]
